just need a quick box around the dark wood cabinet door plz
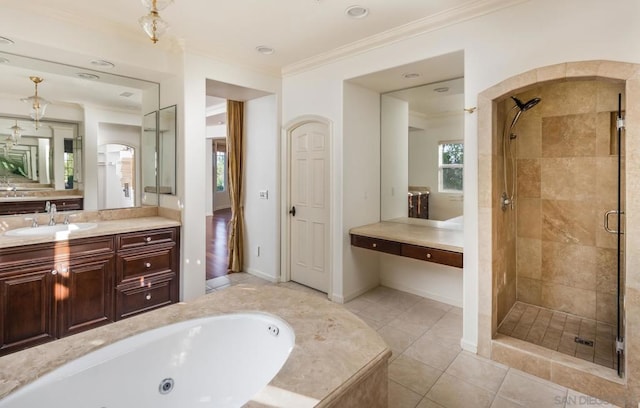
[58,256,115,338]
[0,267,55,355]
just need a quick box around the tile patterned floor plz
[498,302,617,370]
[207,275,617,407]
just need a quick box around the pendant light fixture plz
[21,76,49,130]
[9,120,22,142]
[139,0,173,44]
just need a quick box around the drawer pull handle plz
[51,269,58,275]
[372,243,377,248]
[145,262,152,268]
[146,294,152,300]
[145,237,152,243]
[426,253,432,259]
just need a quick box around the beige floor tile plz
[387,316,433,338]
[397,301,449,328]
[389,379,423,408]
[490,395,523,407]
[358,301,403,326]
[359,286,396,302]
[378,325,419,357]
[343,296,373,313]
[404,333,461,371]
[427,373,495,408]
[227,272,250,282]
[428,312,463,341]
[389,355,443,396]
[416,397,446,408]
[445,351,508,393]
[497,369,567,407]
[377,289,424,311]
[353,312,385,330]
[564,389,620,407]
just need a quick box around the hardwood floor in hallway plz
[206,208,232,280]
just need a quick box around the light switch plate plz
[259,190,268,199]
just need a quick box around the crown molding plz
[282,0,527,77]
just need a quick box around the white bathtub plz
[0,312,295,408]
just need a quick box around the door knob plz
[289,206,296,217]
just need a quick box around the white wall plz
[244,94,279,281]
[83,108,142,210]
[282,0,640,352]
[179,52,281,301]
[97,123,141,209]
[342,82,382,301]
[380,95,409,220]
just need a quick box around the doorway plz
[97,143,135,209]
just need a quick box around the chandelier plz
[139,0,173,44]
[3,120,22,152]
[21,76,49,130]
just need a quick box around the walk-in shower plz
[501,96,541,210]
[494,79,626,376]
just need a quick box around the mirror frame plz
[158,105,177,196]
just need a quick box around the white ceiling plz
[0,1,506,112]
[0,0,515,74]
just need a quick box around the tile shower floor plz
[498,302,617,370]
[207,274,617,407]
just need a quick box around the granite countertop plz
[349,218,464,253]
[0,216,181,249]
[0,285,391,406]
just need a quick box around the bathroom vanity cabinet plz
[0,197,83,216]
[115,228,179,319]
[0,226,179,356]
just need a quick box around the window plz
[438,141,463,193]
[215,140,226,192]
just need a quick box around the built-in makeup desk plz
[349,217,464,268]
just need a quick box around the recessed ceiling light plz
[0,57,9,64]
[434,87,450,93]
[402,73,420,79]
[120,91,135,98]
[0,36,14,45]
[90,59,115,68]
[76,72,100,80]
[345,5,369,19]
[256,45,275,55]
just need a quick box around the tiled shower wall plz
[512,80,624,325]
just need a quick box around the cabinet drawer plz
[117,228,176,251]
[117,248,174,283]
[350,234,401,255]
[0,236,114,269]
[401,244,463,268]
[116,277,174,319]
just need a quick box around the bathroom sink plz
[4,223,98,237]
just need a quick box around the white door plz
[289,121,329,293]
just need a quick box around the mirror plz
[158,105,176,195]
[0,50,160,210]
[141,111,159,203]
[381,78,464,222]
[0,116,79,193]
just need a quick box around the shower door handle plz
[604,210,624,234]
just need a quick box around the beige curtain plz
[226,100,245,272]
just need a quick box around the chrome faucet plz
[48,203,57,226]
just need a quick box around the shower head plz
[511,96,541,112]
[508,96,541,132]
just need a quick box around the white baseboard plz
[245,268,278,283]
[460,339,478,353]
[380,278,463,308]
